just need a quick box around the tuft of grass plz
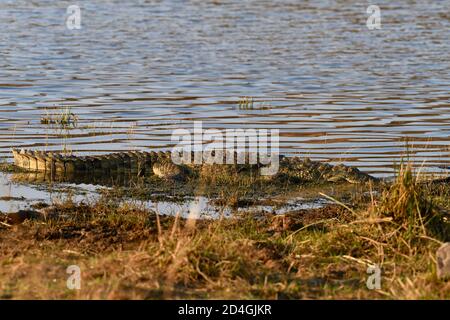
[41,106,79,154]
[378,162,447,240]
[237,97,272,111]
[40,106,78,128]
[238,96,254,110]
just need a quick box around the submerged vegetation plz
[238,96,254,110]
[237,97,272,111]
[40,106,79,154]
[40,106,79,128]
[0,161,448,299]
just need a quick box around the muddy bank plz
[0,162,449,299]
[0,195,448,299]
[1,160,376,218]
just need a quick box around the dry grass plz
[0,162,449,299]
[378,163,444,237]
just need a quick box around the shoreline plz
[0,163,448,299]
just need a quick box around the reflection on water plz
[0,1,449,177]
[0,172,330,217]
[10,170,148,187]
[0,172,99,213]
[150,196,331,219]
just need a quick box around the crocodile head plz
[277,157,376,184]
[323,164,376,184]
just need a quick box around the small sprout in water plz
[40,106,79,128]
[238,97,273,111]
[238,97,254,110]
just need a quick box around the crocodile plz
[11,148,378,185]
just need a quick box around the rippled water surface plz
[1,0,449,176]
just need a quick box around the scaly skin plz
[11,148,378,184]
[276,157,376,184]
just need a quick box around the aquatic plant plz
[237,97,273,111]
[41,106,79,154]
[40,106,78,128]
[238,96,254,110]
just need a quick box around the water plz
[0,0,449,177]
[0,172,100,212]
[144,195,330,219]
[0,172,330,215]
